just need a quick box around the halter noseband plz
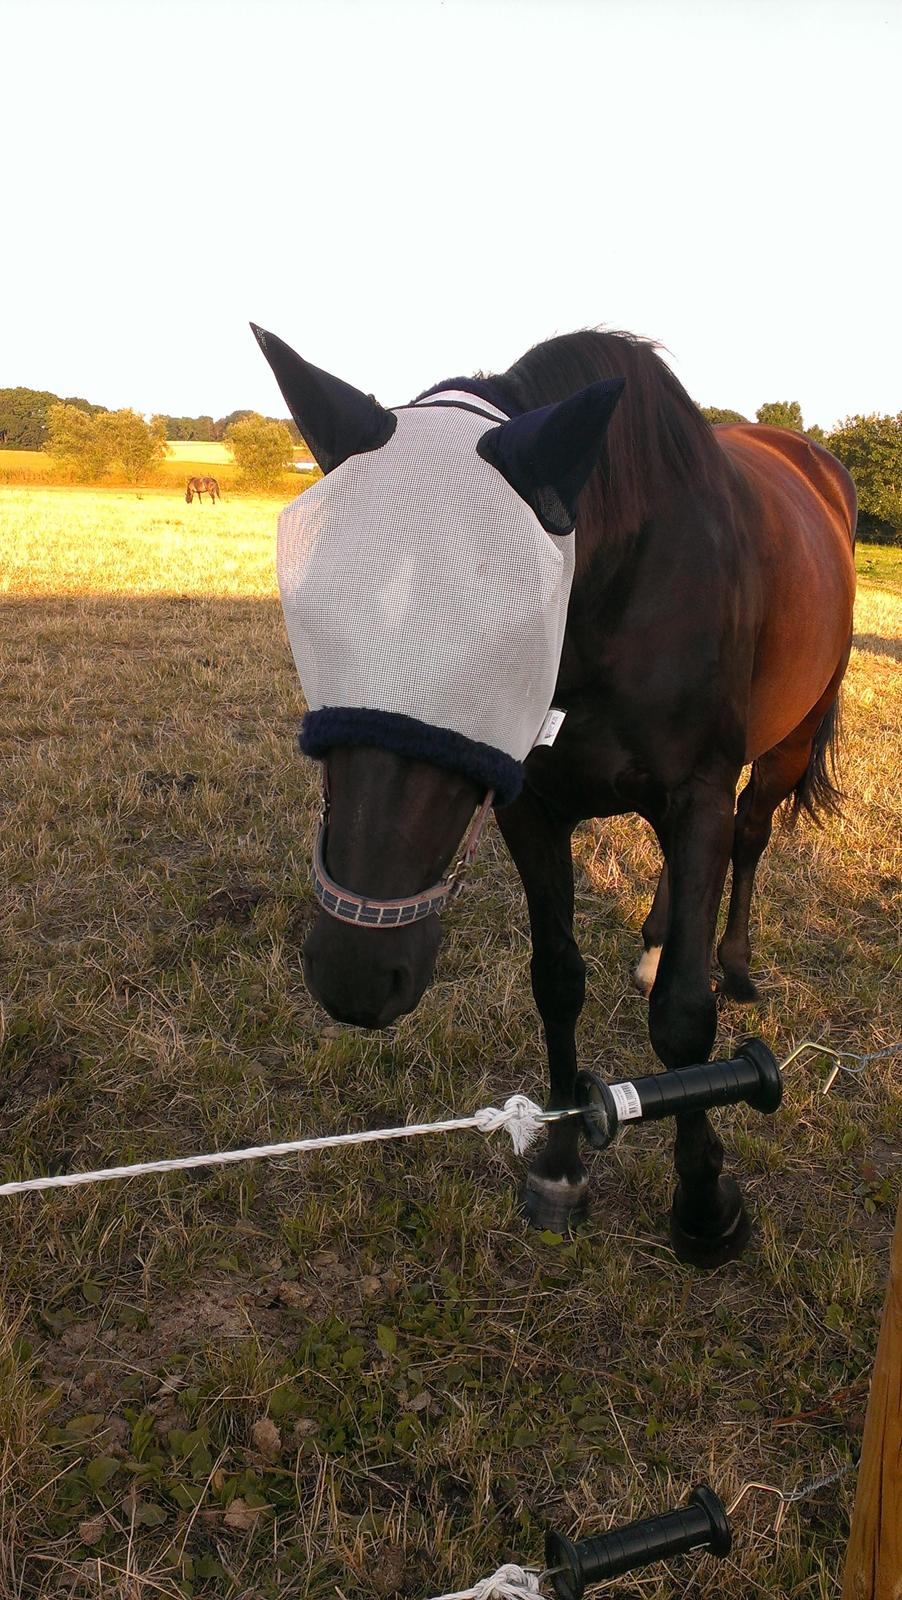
[311,770,495,929]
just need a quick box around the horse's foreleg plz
[496,789,587,1230]
[647,776,751,1266]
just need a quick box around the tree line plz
[153,410,302,445]
[40,405,297,490]
[2,383,900,531]
[0,386,304,490]
[0,387,300,451]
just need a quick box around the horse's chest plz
[525,701,667,821]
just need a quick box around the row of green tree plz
[701,400,902,537]
[0,388,106,449]
[44,404,295,490]
[4,383,901,529]
[0,386,299,451]
[154,409,302,444]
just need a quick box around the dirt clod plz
[78,1515,106,1546]
[224,1496,267,1531]
[140,770,199,794]
[198,881,265,925]
[250,1416,282,1461]
[370,1545,408,1598]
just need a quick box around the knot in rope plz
[473,1094,545,1155]
[472,1566,542,1600]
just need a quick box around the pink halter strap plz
[311,776,495,929]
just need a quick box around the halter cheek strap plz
[311,776,495,929]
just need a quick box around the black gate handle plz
[575,1037,782,1151]
[545,1483,731,1599]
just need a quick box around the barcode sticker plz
[610,1081,642,1122]
[534,708,567,748]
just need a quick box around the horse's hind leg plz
[718,689,843,1001]
[715,758,794,1001]
[633,860,669,996]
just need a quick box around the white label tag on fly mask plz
[533,708,566,748]
[610,1081,643,1122]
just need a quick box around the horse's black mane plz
[422,330,722,545]
[495,330,722,542]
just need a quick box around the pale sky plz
[2,0,899,430]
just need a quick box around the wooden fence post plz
[841,1187,902,1600]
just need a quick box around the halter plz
[311,768,495,928]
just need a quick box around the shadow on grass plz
[853,632,902,662]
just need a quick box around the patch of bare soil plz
[284,902,316,945]
[38,1274,287,1423]
[139,770,199,794]
[0,1046,76,1132]
[196,880,266,926]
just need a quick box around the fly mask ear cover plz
[277,397,577,807]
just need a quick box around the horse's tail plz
[785,691,845,825]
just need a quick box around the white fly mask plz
[253,326,623,807]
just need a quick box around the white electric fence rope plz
[1,1039,898,1200]
[425,1565,542,1600]
[0,1094,547,1198]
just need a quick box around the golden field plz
[0,443,314,493]
[0,487,284,599]
[163,442,237,464]
[0,482,899,1599]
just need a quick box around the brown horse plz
[185,476,220,503]
[254,325,856,1267]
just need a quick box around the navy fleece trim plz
[412,377,519,416]
[299,707,523,807]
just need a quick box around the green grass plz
[856,541,902,593]
[0,497,899,1599]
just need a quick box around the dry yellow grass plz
[0,482,899,1600]
[164,442,236,465]
[0,487,283,599]
[0,448,312,493]
[165,442,313,467]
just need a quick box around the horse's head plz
[302,746,484,1025]
[252,323,622,1029]
[185,481,194,503]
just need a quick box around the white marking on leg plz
[633,944,662,995]
[526,1173,588,1199]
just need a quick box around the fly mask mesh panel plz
[277,404,575,774]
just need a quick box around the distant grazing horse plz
[254,324,856,1267]
[185,476,220,503]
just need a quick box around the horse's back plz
[717,424,857,539]
[713,425,857,759]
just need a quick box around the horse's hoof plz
[521,1171,589,1232]
[669,1176,752,1269]
[717,970,761,1004]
